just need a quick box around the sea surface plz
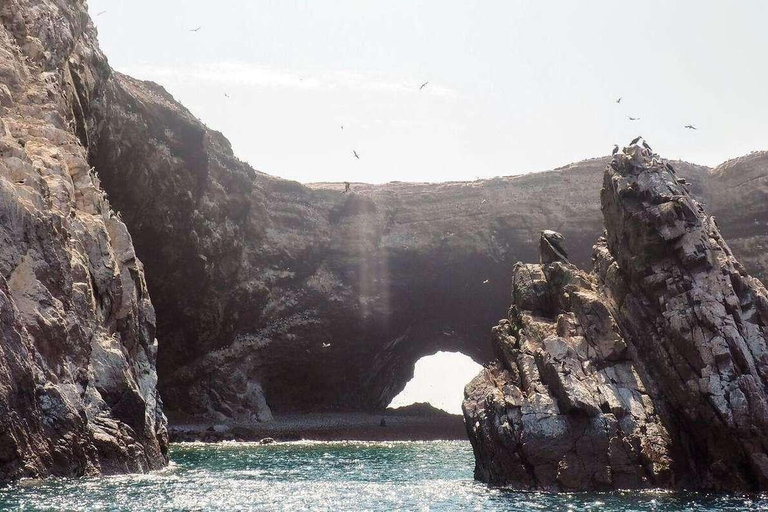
[0,440,766,511]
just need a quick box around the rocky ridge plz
[463,144,768,491]
[0,0,167,481]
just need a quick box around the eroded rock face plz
[705,151,768,285]
[464,145,768,491]
[0,0,167,482]
[464,232,675,490]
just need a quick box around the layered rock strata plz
[464,144,768,491]
[0,0,167,482]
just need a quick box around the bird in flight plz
[353,150,360,160]
[224,93,230,98]
[630,135,642,145]
[482,279,489,284]
[419,81,429,91]
[616,97,622,104]
[340,125,344,131]
[685,124,697,130]
[627,116,640,121]
[612,144,619,155]
[322,343,331,348]
[190,26,202,32]
[96,10,107,16]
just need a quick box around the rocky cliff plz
[463,143,768,491]
[705,152,768,285]
[3,0,767,448]
[0,0,166,482]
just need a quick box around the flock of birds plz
[617,96,697,131]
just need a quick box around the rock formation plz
[74,78,714,420]
[63,53,765,422]
[463,143,768,491]
[0,0,167,482]
[3,0,768,463]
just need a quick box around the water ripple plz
[0,441,766,511]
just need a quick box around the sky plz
[388,352,482,414]
[88,1,768,184]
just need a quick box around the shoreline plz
[168,411,468,443]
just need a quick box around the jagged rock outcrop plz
[463,232,675,489]
[0,0,167,482]
[463,144,768,491]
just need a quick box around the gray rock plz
[0,0,167,483]
[464,143,768,491]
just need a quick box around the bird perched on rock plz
[612,144,619,155]
[540,230,568,264]
[665,162,676,174]
[630,135,642,145]
[642,141,652,152]
[343,182,351,193]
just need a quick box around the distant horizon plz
[89,0,768,185]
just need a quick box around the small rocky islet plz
[2,0,768,498]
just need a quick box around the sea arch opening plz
[387,351,483,415]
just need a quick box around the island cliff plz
[463,143,768,491]
[0,0,166,481]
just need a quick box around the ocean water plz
[0,440,766,511]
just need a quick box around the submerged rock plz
[463,143,768,491]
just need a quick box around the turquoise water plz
[0,440,766,511]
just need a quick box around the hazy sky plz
[89,1,768,184]
[388,352,481,414]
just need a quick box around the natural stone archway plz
[63,49,767,419]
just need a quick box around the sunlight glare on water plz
[0,441,766,511]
